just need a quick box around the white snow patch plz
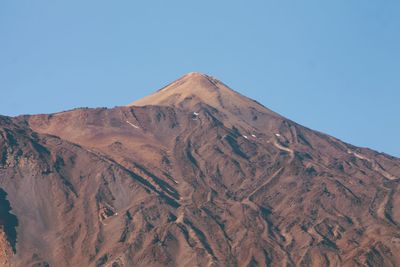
[347,150,369,161]
[171,178,179,184]
[251,134,257,138]
[243,135,248,139]
[126,120,140,129]
[193,112,199,116]
[275,133,281,137]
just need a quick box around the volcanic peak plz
[129,72,231,108]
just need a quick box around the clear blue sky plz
[1,1,399,157]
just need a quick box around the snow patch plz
[126,120,140,129]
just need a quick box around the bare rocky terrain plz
[1,72,400,266]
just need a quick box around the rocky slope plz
[1,72,400,266]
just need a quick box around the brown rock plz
[0,73,399,266]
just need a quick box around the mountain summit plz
[130,72,233,108]
[130,72,275,116]
[130,72,280,132]
[0,74,399,266]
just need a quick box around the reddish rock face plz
[1,73,400,266]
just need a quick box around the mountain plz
[1,72,400,267]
